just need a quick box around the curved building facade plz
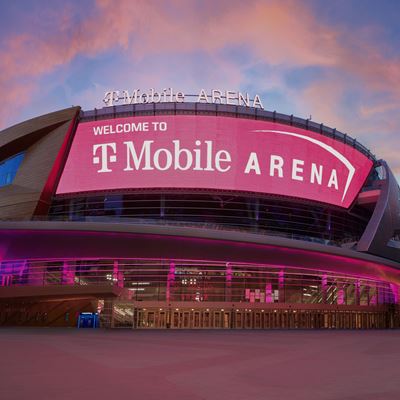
[0,101,399,329]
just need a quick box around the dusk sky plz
[1,0,399,179]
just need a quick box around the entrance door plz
[203,311,211,328]
[172,311,180,328]
[235,311,243,329]
[254,312,262,329]
[157,311,166,328]
[213,311,222,328]
[193,311,201,328]
[147,312,155,328]
[244,311,252,329]
[182,311,191,328]
[223,312,230,329]
[263,312,271,329]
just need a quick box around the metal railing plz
[81,102,376,161]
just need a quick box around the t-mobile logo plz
[93,143,117,172]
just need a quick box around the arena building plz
[0,95,399,329]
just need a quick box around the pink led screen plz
[56,115,373,208]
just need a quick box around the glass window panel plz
[0,152,24,187]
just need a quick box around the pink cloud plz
[1,1,398,103]
[359,102,399,118]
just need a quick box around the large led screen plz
[56,115,373,208]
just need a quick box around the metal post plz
[166,262,175,302]
[113,260,123,288]
[278,270,285,303]
[226,262,232,302]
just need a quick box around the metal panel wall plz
[0,107,80,220]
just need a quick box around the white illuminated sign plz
[102,88,264,109]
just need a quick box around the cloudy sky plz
[1,0,399,179]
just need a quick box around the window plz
[0,152,24,187]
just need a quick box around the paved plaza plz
[0,329,399,400]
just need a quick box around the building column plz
[166,262,175,302]
[355,280,360,305]
[369,284,377,305]
[113,260,124,288]
[62,261,75,285]
[225,262,232,302]
[337,283,345,305]
[377,283,385,304]
[322,275,328,304]
[390,283,399,305]
[278,270,285,303]
[265,283,273,303]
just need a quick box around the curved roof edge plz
[81,102,376,162]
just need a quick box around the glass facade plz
[49,193,372,246]
[0,257,398,305]
[1,257,399,329]
[0,153,24,187]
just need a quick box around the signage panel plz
[56,115,373,208]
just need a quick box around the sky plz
[0,0,399,179]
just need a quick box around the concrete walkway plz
[0,329,399,400]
